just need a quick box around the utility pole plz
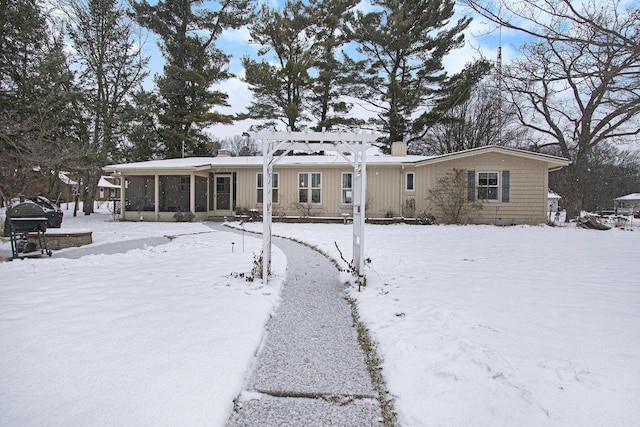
[496,23,503,146]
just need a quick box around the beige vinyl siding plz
[236,166,353,217]
[365,165,403,217]
[235,168,259,210]
[110,147,566,223]
[237,164,408,218]
[422,152,548,225]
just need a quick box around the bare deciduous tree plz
[463,0,638,53]
[428,168,483,224]
[464,0,640,217]
[68,0,148,214]
[411,79,525,155]
[219,135,261,157]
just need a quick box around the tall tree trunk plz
[82,170,99,215]
[563,156,590,220]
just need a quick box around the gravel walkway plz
[225,233,383,426]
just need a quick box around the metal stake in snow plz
[252,130,377,285]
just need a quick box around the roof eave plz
[415,146,571,169]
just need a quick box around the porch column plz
[189,172,195,214]
[120,174,126,219]
[154,174,159,221]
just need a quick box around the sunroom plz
[103,156,244,221]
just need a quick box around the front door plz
[212,174,233,216]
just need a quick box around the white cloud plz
[213,77,253,114]
[208,118,263,139]
[221,26,252,45]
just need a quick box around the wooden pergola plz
[250,130,379,284]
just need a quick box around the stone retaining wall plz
[28,231,93,250]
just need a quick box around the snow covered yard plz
[241,221,640,426]
[0,205,286,426]
[2,202,638,426]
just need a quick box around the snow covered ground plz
[1,203,639,426]
[0,203,286,426]
[239,220,640,427]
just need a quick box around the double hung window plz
[468,170,509,202]
[299,172,321,204]
[342,172,353,204]
[477,172,499,201]
[256,172,279,204]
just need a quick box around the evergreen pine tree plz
[133,0,253,157]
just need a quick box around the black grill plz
[4,200,52,259]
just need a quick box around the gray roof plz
[103,145,570,173]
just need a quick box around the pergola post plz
[352,136,367,276]
[254,130,377,285]
[262,138,273,283]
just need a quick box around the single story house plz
[102,143,570,225]
[614,193,640,217]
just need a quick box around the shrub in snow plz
[429,168,483,224]
[173,211,195,222]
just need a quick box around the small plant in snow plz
[416,210,435,225]
[230,252,264,282]
[334,241,370,290]
[251,252,263,279]
[293,202,314,220]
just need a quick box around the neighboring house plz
[102,143,570,225]
[57,172,79,203]
[96,176,121,201]
[548,191,561,214]
[614,193,640,217]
